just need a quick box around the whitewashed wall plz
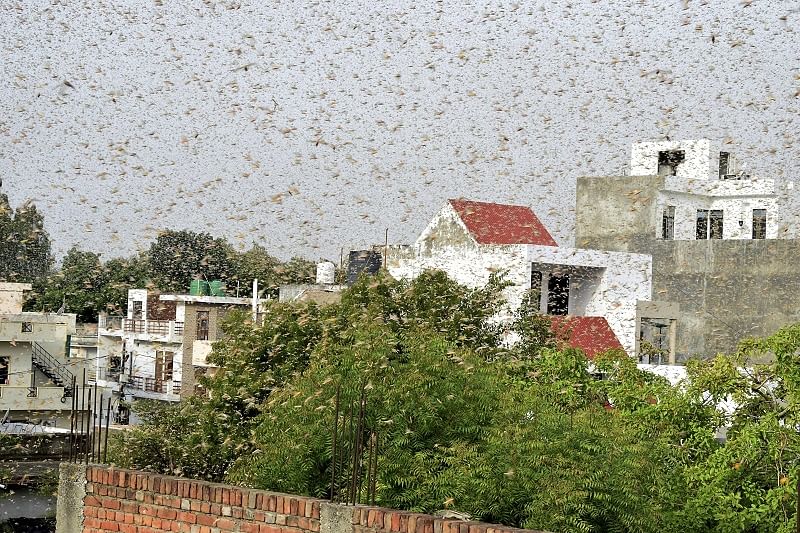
[389,203,653,355]
[526,246,652,354]
[655,192,781,240]
[630,139,714,180]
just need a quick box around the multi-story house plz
[384,199,652,356]
[0,283,82,427]
[576,139,800,362]
[96,284,270,420]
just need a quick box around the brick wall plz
[58,464,547,533]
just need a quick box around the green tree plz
[148,230,234,292]
[26,247,107,321]
[0,194,52,282]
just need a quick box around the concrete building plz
[96,289,184,412]
[385,199,652,355]
[0,283,81,427]
[96,286,271,416]
[576,139,800,361]
[159,292,269,399]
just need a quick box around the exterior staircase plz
[31,342,74,396]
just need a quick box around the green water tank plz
[209,280,226,297]
[189,279,203,296]
[190,280,211,296]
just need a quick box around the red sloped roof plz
[549,316,624,358]
[448,199,557,246]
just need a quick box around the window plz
[547,274,570,315]
[639,319,672,365]
[196,310,209,341]
[0,357,8,385]
[529,270,542,312]
[719,152,731,177]
[21,322,32,333]
[132,301,143,320]
[696,209,723,239]
[658,150,685,176]
[710,210,723,239]
[696,210,707,240]
[662,206,675,240]
[155,351,174,382]
[752,209,766,239]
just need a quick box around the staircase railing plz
[31,343,74,396]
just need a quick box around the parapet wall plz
[57,463,548,533]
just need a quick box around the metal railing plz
[122,319,184,337]
[127,375,181,395]
[31,342,74,395]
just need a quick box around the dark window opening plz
[21,322,32,333]
[752,209,767,239]
[530,270,542,312]
[0,357,8,385]
[697,209,723,239]
[547,274,570,315]
[639,319,671,365]
[662,206,675,239]
[709,210,723,239]
[155,351,174,383]
[109,355,122,375]
[658,150,685,176]
[719,152,730,177]
[196,310,209,341]
[132,301,143,320]
[696,210,708,240]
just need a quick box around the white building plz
[576,139,800,362]
[96,289,185,412]
[0,283,85,427]
[386,199,653,355]
[629,139,791,241]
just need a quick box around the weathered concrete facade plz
[576,140,800,360]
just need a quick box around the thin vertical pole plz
[330,385,340,502]
[354,388,366,503]
[96,394,103,462]
[84,387,92,464]
[91,382,98,462]
[103,397,112,463]
[383,229,388,269]
[68,377,76,462]
[79,371,86,462]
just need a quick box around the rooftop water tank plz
[316,262,336,285]
[346,250,382,285]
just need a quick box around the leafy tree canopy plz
[0,194,52,283]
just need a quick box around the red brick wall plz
[77,465,546,533]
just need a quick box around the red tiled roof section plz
[448,199,557,246]
[549,316,624,358]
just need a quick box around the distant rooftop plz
[449,199,557,246]
[159,294,270,305]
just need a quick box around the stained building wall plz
[576,175,800,359]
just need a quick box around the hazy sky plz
[1,0,798,262]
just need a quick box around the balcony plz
[127,375,181,397]
[98,316,184,342]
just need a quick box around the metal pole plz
[330,385,340,502]
[92,382,98,462]
[96,393,103,462]
[383,229,388,269]
[84,387,92,464]
[103,397,112,463]
[68,377,76,462]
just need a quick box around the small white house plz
[386,199,653,355]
